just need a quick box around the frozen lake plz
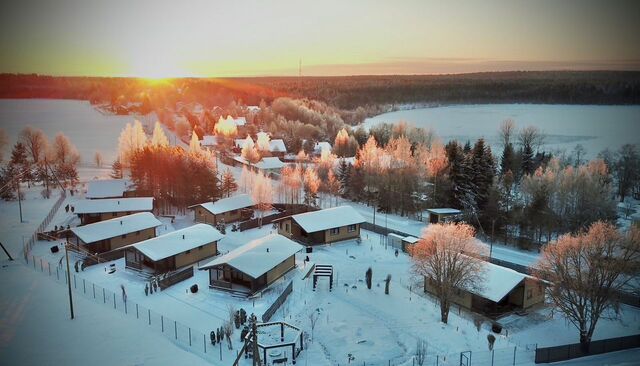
[364,104,640,159]
[0,99,158,167]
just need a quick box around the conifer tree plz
[220,169,238,197]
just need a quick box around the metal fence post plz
[513,346,517,365]
[56,267,59,280]
[40,258,43,271]
[73,274,76,289]
[148,309,151,325]
[113,293,116,309]
[174,321,177,339]
[83,279,86,293]
[161,315,164,332]
[491,349,495,366]
[136,303,139,319]
[204,334,206,353]
[103,288,106,303]
[189,328,191,346]
[48,263,51,276]
[93,284,95,298]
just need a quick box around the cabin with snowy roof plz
[424,260,545,317]
[275,206,365,245]
[189,194,254,226]
[199,234,303,294]
[86,179,133,199]
[425,208,462,224]
[70,212,162,253]
[124,224,224,273]
[73,197,154,225]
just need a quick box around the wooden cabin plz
[73,197,154,225]
[124,224,224,273]
[424,260,545,317]
[199,234,302,294]
[70,212,161,254]
[189,194,254,226]
[425,208,462,224]
[275,206,365,245]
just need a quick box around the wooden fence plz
[535,334,640,363]
[158,266,195,290]
[261,280,293,322]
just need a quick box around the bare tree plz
[498,119,516,147]
[518,125,544,151]
[252,172,273,228]
[536,222,640,348]
[415,339,428,366]
[94,151,103,168]
[410,223,486,323]
[308,311,319,341]
[223,320,234,350]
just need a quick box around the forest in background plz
[1,71,639,114]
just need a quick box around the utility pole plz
[16,179,23,223]
[64,243,75,319]
[252,315,260,366]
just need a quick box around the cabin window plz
[330,227,340,235]
[285,223,290,232]
[347,224,357,232]
[527,289,533,300]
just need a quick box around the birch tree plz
[536,222,640,348]
[252,172,273,228]
[151,121,170,147]
[410,223,486,323]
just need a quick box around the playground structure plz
[312,264,333,291]
[236,319,304,365]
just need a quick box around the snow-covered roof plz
[470,260,530,303]
[200,234,303,278]
[190,194,254,215]
[290,206,365,233]
[387,233,405,240]
[269,139,287,153]
[246,106,260,112]
[71,212,162,244]
[233,117,247,126]
[254,157,285,171]
[427,208,462,215]
[315,142,332,154]
[403,236,420,244]
[200,135,218,147]
[73,197,154,214]
[86,179,131,199]
[128,224,224,261]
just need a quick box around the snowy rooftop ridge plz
[254,157,285,170]
[86,179,131,199]
[73,197,154,214]
[426,208,462,215]
[189,194,254,215]
[290,206,365,233]
[200,135,217,147]
[269,139,287,153]
[470,259,532,302]
[199,234,303,278]
[128,224,224,261]
[71,212,162,244]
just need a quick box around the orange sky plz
[1,0,639,77]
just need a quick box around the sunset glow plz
[1,0,639,77]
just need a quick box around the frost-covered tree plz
[252,172,273,228]
[51,133,80,187]
[536,222,640,348]
[118,120,147,167]
[220,168,238,197]
[411,223,485,323]
[303,167,320,207]
[255,131,271,152]
[151,121,169,147]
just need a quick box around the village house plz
[253,156,285,175]
[424,208,462,224]
[189,194,254,226]
[73,197,154,225]
[124,224,224,273]
[387,233,420,252]
[424,260,546,317]
[234,137,288,157]
[85,178,133,199]
[70,212,162,254]
[199,234,303,294]
[200,135,218,151]
[275,206,365,245]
